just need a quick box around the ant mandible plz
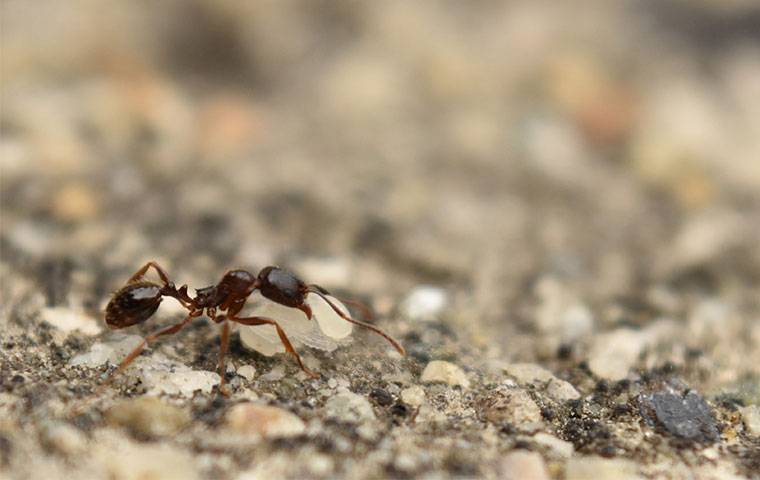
[105,262,405,395]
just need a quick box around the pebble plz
[236,365,256,382]
[587,328,646,381]
[500,451,550,480]
[480,388,543,428]
[639,389,719,442]
[97,440,199,480]
[51,183,100,222]
[400,286,447,322]
[739,405,760,436]
[107,397,191,437]
[40,422,88,455]
[225,403,306,438]
[324,389,376,423]
[565,456,642,480]
[400,385,426,407]
[41,306,101,336]
[532,433,574,458]
[70,333,143,367]
[421,360,470,389]
[503,363,580,401]
[135,354,220,397]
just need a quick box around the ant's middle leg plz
[230,315,317,378]
[128,261,172,285]
[109,310,200,382]
[218,319,231,396]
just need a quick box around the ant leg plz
[109,311,199,382]
[230,315,317,378]
[128,261,172,284]
[218,320,231,396]
[308,289,405,355]
[309,285,374,320]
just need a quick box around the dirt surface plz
[1,1,760,479]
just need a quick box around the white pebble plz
[400,286,447,322]
[237,365,256,382]
[41,306,101,335]
[740,405,760,436]
[225,403,305,438]
[400,386,426,406]
[70,333,143,367]
[420,360,470,389]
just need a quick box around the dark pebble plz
[370,387,393,406]
[639,390,720,443]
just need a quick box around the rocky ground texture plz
[2,1,760,479]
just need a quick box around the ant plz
[105,262,405,395]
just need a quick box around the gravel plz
[2,1,760,479]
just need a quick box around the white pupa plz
[238,291,353,356]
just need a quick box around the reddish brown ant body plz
[105,262,405,395]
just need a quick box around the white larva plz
[238,291,353,356]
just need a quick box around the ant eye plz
[106,282,163,328]
[258,267,305,307]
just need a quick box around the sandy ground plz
[2,1,760,479]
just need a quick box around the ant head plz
[106,281,163,328]
[256,266,312,318]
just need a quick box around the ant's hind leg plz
[230,315,317,378]
[109,311,198,382]
[128,261,172,285]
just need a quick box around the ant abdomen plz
[106,281,163,328]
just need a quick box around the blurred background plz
[2,0,760,380]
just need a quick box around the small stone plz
[639,389,719,442]
[307,453,334,476]
[41,306,101,336]
[588,322,676,381]
[546,378,581,401]
[225,403,305,438]
[135,354,220,397]
[400,286,447,322]
[480,388,542,428]
[97,440,199,480]
[107,397,191,437]
[70,332,143,367]
[565,456,642,480]
[40,423,87,455]
[502,363,580,401]
[51,183,99,222]
[260,365,286,382]
[532,433,574,458]
[327,378,338,389]
[421,360,470,389]
[236,365,256,382]
[587,328,646,381]
[500,451,550,480]
[324,389,376,423]
[503,363,555,384]
[400,386,425,407]
[369,387,393,406]
[739,405,760,436]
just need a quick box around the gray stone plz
[639,390,719,442]
[480,387,542,429]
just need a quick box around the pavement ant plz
[105,262,405,395]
